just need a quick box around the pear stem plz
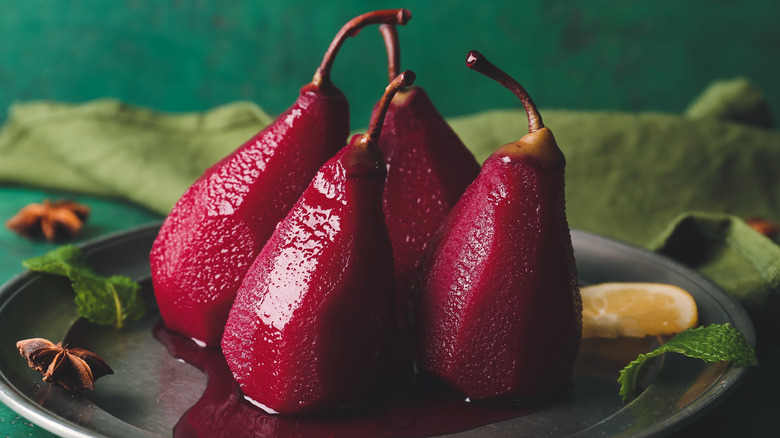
[379,24,401,83]
[359,70,416,148]
[312,9,412,89]
[466,50,544,133]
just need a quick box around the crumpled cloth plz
[0,99,273,214]
[648,212,780,333]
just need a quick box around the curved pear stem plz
[466,50,544,133]
[379,24,401,83]
[312,9,412,89]
[359,70,416,148]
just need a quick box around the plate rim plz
[0,223,757,438]
[0,222,165,438]
[565,230,755,438]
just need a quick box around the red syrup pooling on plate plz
[153,321,541,438]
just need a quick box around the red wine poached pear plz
[377,24,480,328]
[221,72,415,415]
[414,51,582,400]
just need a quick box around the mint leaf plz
[618,323,758,401]
[22,245,91,276]
[107,275,146,324]
[23,245,146,328]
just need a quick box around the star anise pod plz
[5,200,90,241]
[745,216,779,239]
[16,338,113,391]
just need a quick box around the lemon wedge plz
[581,282,698,338]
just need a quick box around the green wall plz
[1,1,778,127]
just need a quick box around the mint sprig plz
[23,245,146,329]
[618,323,758,401]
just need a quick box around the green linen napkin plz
[0,99,273,215]
[649,212,780,333]
[684,77,775,129]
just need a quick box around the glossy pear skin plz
[415,128,581,400]
[379,86,480,326]
[150,85,348,347]
[221,136,395,415]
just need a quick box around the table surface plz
[1,184,778,437]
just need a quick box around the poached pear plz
[377,24,480,327]
[150,10,411,347]
[414,51,581,401]
[221,72,415,415]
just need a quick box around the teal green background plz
[1,1,780,436]
[0,1,778,127]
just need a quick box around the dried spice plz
[745,216,779,239]
[16,338,113,391]
[5,200,90,241]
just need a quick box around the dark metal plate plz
[0,224,755,437]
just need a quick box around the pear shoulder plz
[490,127,565,167]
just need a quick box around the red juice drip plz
[153,321,537,438]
